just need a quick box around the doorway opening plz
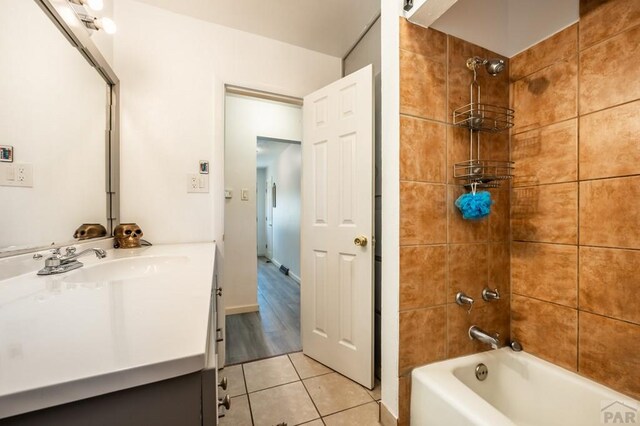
[224,90,303,365]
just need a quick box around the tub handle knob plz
[455,292,474,314]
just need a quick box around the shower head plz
[466,57,505,76]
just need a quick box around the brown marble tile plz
[579,247,640,324]
[448,243,488,299]
[511,294,578,371]
[580,100,640,179]
[400,182,447,245]
[512,242,578,307]
[579,0,640,49]
[511,183,578,244]
[579,312,640,400]
[580,25,640,114]
[398,374,411,426]
[448,185,489,243]
[448,36,509,119]
[447,298,510,358]
[511,24,578,81]
[488,189,510,242]
[400,245,447,310]
[400,49,447,121]
[580,177,640,249]
[399,306,446,375]
[488,242,510,293]
[399,18,447,63]
[400,116,446,183]
[512,120,578,187]
[512,58,577,133]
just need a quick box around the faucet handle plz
[50,248,61,257]
[482,287,500,302]
[455,292,474,314]
[65,247,77,256]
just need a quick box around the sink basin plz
[62,255,188,283]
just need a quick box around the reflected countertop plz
[0,242,216,419]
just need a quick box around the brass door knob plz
[354,236,368,247]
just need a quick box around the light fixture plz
[81,16,117,34]
[70,0,104,11]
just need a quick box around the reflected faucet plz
[37,247,107,275]
[469,326,500,350]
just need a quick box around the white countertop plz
[0,242,216,419]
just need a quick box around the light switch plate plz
[241,189,249,201]
[224,190,232,199]
[0,163,33,187]
[187,173,208,193]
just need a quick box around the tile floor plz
[218,352,382,426]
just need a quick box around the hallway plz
[225,257,301,365]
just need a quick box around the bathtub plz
[411,348,639,425]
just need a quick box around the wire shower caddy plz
[453,58,514,189]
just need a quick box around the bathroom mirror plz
[0,0,119,256]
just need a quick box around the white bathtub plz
[411,348,639,426]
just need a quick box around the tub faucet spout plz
[469,326,500,349]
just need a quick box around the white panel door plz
[301,65,374,388]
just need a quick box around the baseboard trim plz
[225,304,259,315]
[380,402,398,426]
[269,258,300,283]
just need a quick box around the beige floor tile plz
[243,355,299,392]
[289,352,333,379]
[218,394,252,426]
[249,381,319,426]
[220,364,246,397]
[366,379,381,401]
[304,373,373,416]
[323,401,381,426]
[300,420,324,426]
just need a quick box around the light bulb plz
[97,17,117,34]
[85,0,104,11]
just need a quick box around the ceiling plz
[133,0,380,57]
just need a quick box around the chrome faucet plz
[37,247,107,276]
[469,325,500,350]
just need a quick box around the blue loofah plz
[455,190,493,220]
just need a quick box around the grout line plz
[578,98,640,119]
[241,364,256,426]
[320,399,380,422]
[576,20,581,374]
[578,21,640,53]
[512,240,640,252]
[512,173,640,190]
[511,292,577,310]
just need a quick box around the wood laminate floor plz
[225,257,301,365]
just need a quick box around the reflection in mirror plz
[0,0,109,253]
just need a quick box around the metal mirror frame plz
[1,0,120,258]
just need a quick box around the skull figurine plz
[114,223,143,248]
[73,223,107,240]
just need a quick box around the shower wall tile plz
[579,247,640,325]
[512,120,578,187]
[488,189,510,242]
[579,0,640,49]
[399,182,447,245]
[579,25,640,114]
[512,59,577,133]
[580,176,640,249]
[488,243,511,293]
[400,49,446,121]
[578,312,640,400]
[398,306,446,375]
[447,243,488,299]
[397,374,412,426]
[510,24,578,80]
[399,245,447,311]
[511,183,578,244]
[399,18,446,62]
[446,298,510,358]
[511,295,578,371]
[400,116,446,183]
[579,100,640,179]
[512,242,578,307]
[448,185,489,243]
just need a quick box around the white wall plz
[256,168,267,257]
[111,0,340,313]
[344,16,382,77]
[0,0,106,250]
[224,94,302,311]
[265,144,302,281]
[381,0,402,420]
